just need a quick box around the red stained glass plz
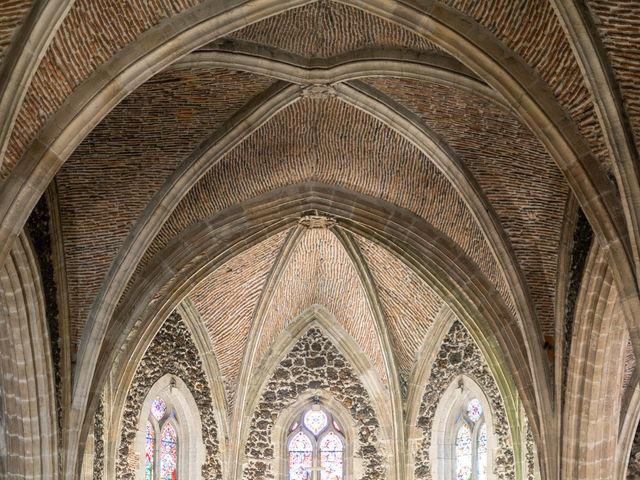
[320,432,343,480]
[160,422,177,480]
[288,432,313,480]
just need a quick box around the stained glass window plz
[456,423,473,480]
[288,407,345,480]
[289,432,313,480]
[151,397,167,422]
[467,399,482,423]
[320,432,344,480]
[304,409,328,435]
[477,423,488,480]
[145,421,155,480]
[160,422,177,480]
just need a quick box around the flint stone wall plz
[415,321,515,480]
[93,395,104,480]
[243,327,386,480]
[116,312,221,479]
[627,422,640,479]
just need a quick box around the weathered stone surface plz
[116,312,221,479]
[415,321,515,480]
[93,395,104,480]
[243,327,386,480]
[628,422,640,479]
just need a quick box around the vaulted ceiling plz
[1,1,639,479]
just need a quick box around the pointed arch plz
[242,305,394,467]
[563,241,628,479]
[0,233,58,477]
[134,375,205,480]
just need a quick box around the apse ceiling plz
[3,0,637,453]
[46,0,585,386]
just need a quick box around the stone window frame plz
[134,374,205,480]
[430,375,496,480]
[272,392,360,480]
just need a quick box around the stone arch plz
[1,4,630,473]
[86,185,528,476]
[562,241,628,479]
[134,374,205,480]
[412,320,516,480]
[272,388,359,479]
[114,311,222,480]
[240,306,389,480]
[429,375,498,480]
[0,232,58,478]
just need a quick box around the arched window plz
[145,396,179,480]
[287,405,345,480]
[455,398,488,480]
[429,376,496,480]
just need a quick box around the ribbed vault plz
[0,1,639,479]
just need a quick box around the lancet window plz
[287,405,345,480]
[144,396,179,480]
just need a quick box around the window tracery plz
[144,396,179,480]
[287,405,345,480]
[455,398,488,480]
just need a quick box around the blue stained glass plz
[160,422,177,480]
[151,397,167,422]
[467,399,483,423]
[477,423,488,480]
[303,409,328,436]
[320,432,343,480]
[289,432,313,480]
[145,421,154,480]
[456,423,472,480]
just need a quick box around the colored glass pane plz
[477,423,488,480]
[160,422,177,480]
[289,432,313,480]
[304,409,328,436]
[145,422,155,480]
[456,423,472,480]
[290,421,299,432]
[467,399,482,423]
[151,397,167,422]
[332,420,341,432]
[320,432,344,480]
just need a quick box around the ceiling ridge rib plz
[331,226,405,480]
[228,225,307,480]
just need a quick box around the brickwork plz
[415,321,514,480]
[116,312,221,479]
[228,0,444,58]
[355,234,442,383]
[256,228,387,386]
[3,0,204,178]
[140,97,510,321]
[442,0,610,171]
[588,1,640,154]
[366,76,568,336]
[54,68,273,354]
[0,0,32,65]
[189,229,289,410]
[243,327,386,480]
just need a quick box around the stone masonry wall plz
[93,394,104,480]
[627,422,640,479]
[243,327,385,480]
[415,321,515,480]
[116,312,221,479]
